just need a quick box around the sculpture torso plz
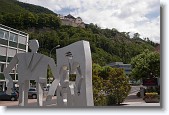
[16,53,50,84]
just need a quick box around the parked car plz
[0,91,18,101]
[28,88,37,99]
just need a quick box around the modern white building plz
[0,24,29,91]
[107,62,132,75]
[107,62,142,85]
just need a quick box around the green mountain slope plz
[16,1,56,15]
[0,0,27,14]
[0,0,56,15]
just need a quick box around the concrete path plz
[122,86,160,107]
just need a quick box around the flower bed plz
[144,92,159,103]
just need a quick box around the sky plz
[19,0,160,43]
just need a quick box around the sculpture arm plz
[76,66,83,95]
[3,55,18,94]
[48,58,59,80]
[46,58,60,100]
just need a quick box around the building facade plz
[0,24,29,91]
[107,62,142,85]
[107,62,132,75]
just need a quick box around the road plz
[124,85,141,100]
[123,85,144,103]
[129,85,140,95]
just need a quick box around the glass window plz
[18,44,26,50]
[9,33,14,41]
[13,34,18,42]
[9,33,18,42]
[0,46,7,56]
[7,57,13,62]
[4,31,9,40]
[0,30,9,40]
[0,63,5,72]
[18,35,27,44]
[18,50,26,53]
[9,41,17,48]
[0,56,6,62]
[0,38,8,45]
[0,30,4,38]
[7,48,17,57]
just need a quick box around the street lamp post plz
[50,45,60,58]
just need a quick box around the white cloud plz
[19,0,160,43]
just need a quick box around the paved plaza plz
[122,86,160,107]
[0,86,160,107]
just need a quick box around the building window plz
[18,35,26,44]
[18,44,26,50]
[9,41,17,48]
[0,46,7,56]
[0,29,9,40]
[0,56,6,62]
[18,50,26,53]
[7,57,13,62]
[0,73,5,80]
[7,48,17,57]
[9,33,18,42]
[5,31,9,39]
[0,39,8,45]
[0,30,4,38]
[13,36,18,42]
[0,63,5,73]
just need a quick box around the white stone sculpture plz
[47,40,94,106]
[3,39,93,107]
[3,40,59,106]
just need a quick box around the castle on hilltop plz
[58,14,85,28]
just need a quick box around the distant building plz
[58,14,85,28]
[107,62,132,75]
[107,62,142,85]
[0,24,29,91]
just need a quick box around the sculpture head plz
[28,40,39,53]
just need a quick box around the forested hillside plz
[0,0,55,14]
[0,0,158,66]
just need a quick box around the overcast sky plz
[19,0,160,43]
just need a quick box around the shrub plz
[101,67,131,105]
[107,95,117,105]
[92,64,131,106]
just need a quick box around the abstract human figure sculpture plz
[47,40,94,106]
[3,40,59,106]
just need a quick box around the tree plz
[92,64,130,105]
[92,63,107,106]
[100,67,131,105]
[131,50,160,81]
[22,12,37,28]
[0,15,3,23]
[133,33,140,39]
